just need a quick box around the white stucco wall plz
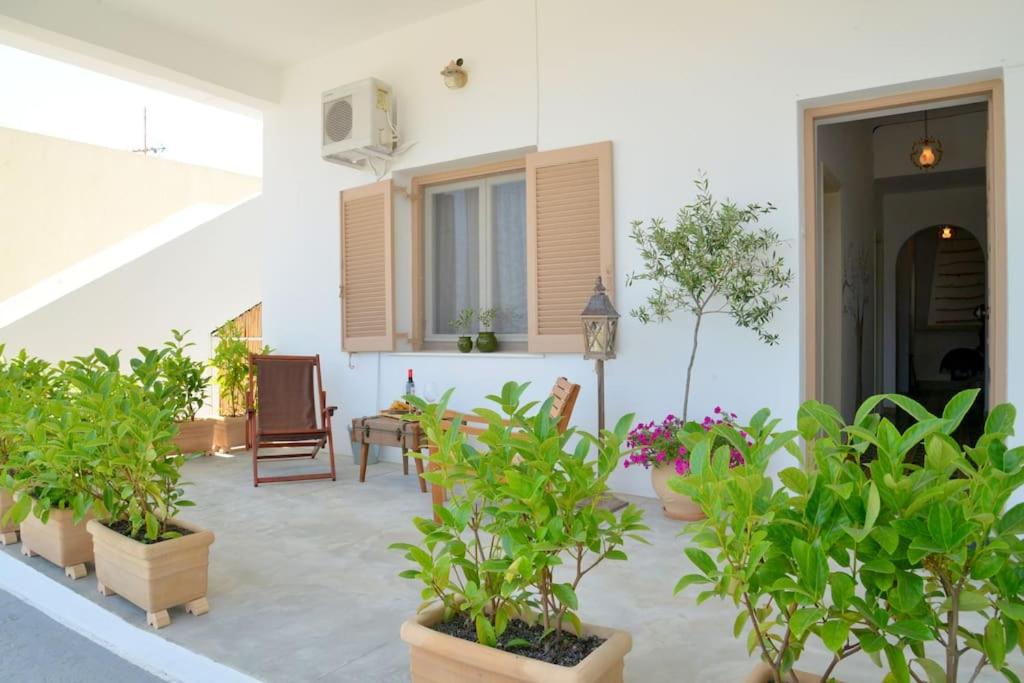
[256,0,1024,498]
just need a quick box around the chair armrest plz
[325,405,338,416]
[441,409,509,427]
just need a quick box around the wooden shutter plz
[340,180,394,352]
[526,141,613,352]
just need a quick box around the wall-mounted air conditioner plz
[321,77,396,170]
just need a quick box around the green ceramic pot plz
[476,331,498,353]
[456,336,473,353]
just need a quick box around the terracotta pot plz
[19,504,94,578]
[0,489,18,545]
[650,466,705,521]
[744,662,822,683]
[173,418,215,455]
[87,518,214,629]
[212,415,248,452]
[401,605,632,683]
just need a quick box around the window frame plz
[410,157,527,351]
[423,171,528,343]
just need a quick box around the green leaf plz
[958,591,990,612]
[790,607,825,637]
[985,617,1007,669]
[887,620,932,642]
[996,601,1024,621]
[864,482,880,535]
[475,615,496,647]
[552,583,578,611]
[912,658,945,683]
[674,573,710,594]
[684,547,717,576]
[779,467,808,494]
[820,619,850,652]
[885,643,910,683]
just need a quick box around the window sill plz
[389,350,546,359]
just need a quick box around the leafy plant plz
[391,382,648,649]
[477,308,498,331]
[676,391,1024,683]
[449,308,475,335]
[0,348,60,496]
[211,320,270,417]
[626,174,792,420]
[624,407,747,475]
[159,329,208,421]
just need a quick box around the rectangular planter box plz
[0,489,18,544]
[19,505,94,575]
[173,418,215,455]
[87,518,214,628]
[400,605,631,683]
[212,416,247,452]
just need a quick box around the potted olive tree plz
[86,352,213,629]
[210,320,269,452]
[392,382,648,682]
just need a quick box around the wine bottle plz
[405,369,415,397]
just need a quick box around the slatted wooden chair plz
[427,377,581,517]
[247,354,337,487]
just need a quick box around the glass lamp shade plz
[580,276,619,360]
[911,136,943,170]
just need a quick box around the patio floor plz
[2,452,1017,682]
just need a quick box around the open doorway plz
[803,81,1006,440]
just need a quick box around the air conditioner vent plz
[324,97,354,144]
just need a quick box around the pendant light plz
[911,109,943,170]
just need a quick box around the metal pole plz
[596,358,605,434]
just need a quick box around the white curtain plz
[432,188,480,335]
[490,179,527,334]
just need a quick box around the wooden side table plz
[351,415,427,493]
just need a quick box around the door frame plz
[801,79,1006,407]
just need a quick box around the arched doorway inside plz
[894,224,986,440]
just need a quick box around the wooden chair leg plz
[402,453,409,476]
[359,442,369,482]
[414,454,426,493]
[326,430,336,482]
[252,438,260,487]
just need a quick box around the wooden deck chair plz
[429,377,580,517]
[247,354,337,487]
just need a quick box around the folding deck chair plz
[247,354,337,486]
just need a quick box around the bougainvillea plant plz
[625,407,747,475]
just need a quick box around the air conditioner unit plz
[321,77,396,169]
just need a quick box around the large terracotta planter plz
[744,662,822,683]
[650,466,705,521]
[400,605,632,683]
[0,489,18,545]
[19,505,94,579]
[212,416,247,452]
[173,418,215,455]
[87,518,214,629]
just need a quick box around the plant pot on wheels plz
[19,504,94,579]
[0,489,19,545]
[400,604,633,683]
[212,416,247,452]
[650,466,705,521]
[475,331,498,353]
[173,418,215,455]
[744,662,822,683]
[87,519,214,629]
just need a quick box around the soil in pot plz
[107,520,195,544]
[431,614,604,667]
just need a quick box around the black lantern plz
[581,277,619,361]
[580,277,619,433]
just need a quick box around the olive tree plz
[627,175,792,420]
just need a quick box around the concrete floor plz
[0,588,159,682]
[2,452,1019,682]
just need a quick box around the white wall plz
[0,198,264,414]
[259,0,1024,499]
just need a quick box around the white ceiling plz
[97,0,483,67]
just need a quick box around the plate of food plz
[381,399,416,416]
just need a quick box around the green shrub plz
[212,320,270,417]
[391,382,648,647]
[131,329,209,422]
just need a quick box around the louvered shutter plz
[526,141,614,352]
[340,180,394,352]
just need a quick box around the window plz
[424,172,527,340]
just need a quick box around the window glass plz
[431,187,480,335]
[490,179,527,334]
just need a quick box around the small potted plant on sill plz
[449,308,475,353]
[133,330,214,455]
[624,407,746,520]
[210,320,270,452]
[475,308,498,353]
[392,382,648,683]
[86,354,213,629]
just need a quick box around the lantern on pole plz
[581,276,619,432]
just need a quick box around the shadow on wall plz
[0,196,263,367]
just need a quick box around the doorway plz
[802,80,1006,426]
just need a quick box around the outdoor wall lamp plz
[911,110,943,170]
[581,276,619,433]
[441,59,468,89]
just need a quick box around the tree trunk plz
[683,314,703,421]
